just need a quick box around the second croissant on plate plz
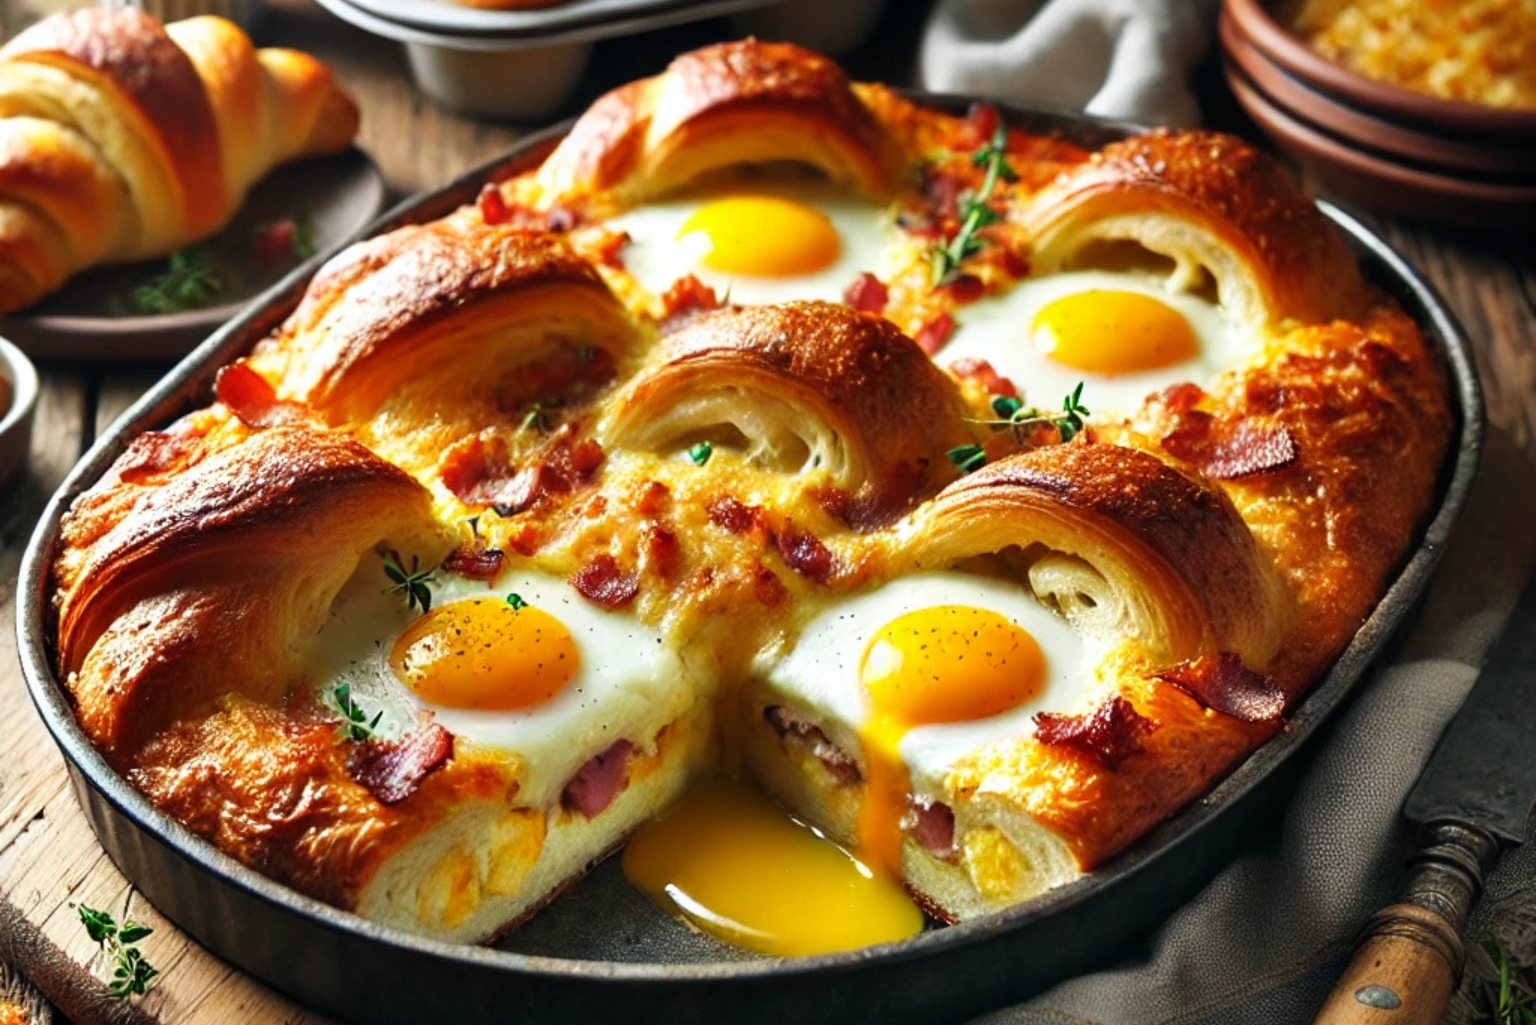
[0,7,360,314]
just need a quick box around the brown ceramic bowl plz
[1225,59,1536,231]
[1223,0,1536,140]
[1218,8,1536,178]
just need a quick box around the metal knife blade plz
[1403,573,1536,843]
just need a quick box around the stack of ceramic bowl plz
[310,0,887,120]
[1220,0,1536,231]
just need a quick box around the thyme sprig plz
[331,682,382,742]
[132,247,224,314]
[929,124,1018,287]
[948,383,1091,475]
[383,550,435,613]
[78,905,158,998]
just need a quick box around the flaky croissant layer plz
[0,7,358,312]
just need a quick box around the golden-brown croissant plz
[0,7,359,313]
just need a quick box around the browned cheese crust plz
[45,39,1452,922]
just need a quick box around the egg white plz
[761,571,1089,794]
[308,552,690,807]
[938,269,1250,417]
[603,177,892,307]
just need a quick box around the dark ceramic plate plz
[16,104,1484,1025]
[0,148,387,364]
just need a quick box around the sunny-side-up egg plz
[763,571,1087,873]
[602,173,891,306]
[938,269,1249,416]
[307,551,689,808]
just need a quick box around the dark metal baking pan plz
[16,100,1484,1025]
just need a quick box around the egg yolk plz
[390,598,578,711]
[1032,290,1198,376]
[678,196,841,278]
[857,606,1046,874]
[623,778,923,956]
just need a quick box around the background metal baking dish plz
[16,102,1484,1025]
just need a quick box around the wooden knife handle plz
[1313,822,1499,1025]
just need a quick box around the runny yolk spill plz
[390,598,578,710]
[1032,290,1198,376]
[856,606,1046,875]
[678,195,841,278]
[622,778,923,956]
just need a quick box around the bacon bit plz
[776,524,834,584]
[503,521,541,557]
[642,524,681,579]
[948,357,1019,398]
[441,545,504,581]
[1033,695,1155,770]
[560,739,634,818]
[968,101,1001,145]
[487,465,550,518]
[573,553,639,609]
[915,313,956,355]
[812,486,851,523]
[942,274,985,304]
[350,722,453,805]
[1156,652,1286,723]
[903,798,957,860]
[707,496,766,536]
[632,480,670,516]
[215,362,305,428]
[842,272,889,313]
[582,495,609,519]
[895,209,944,240]
[753,564,787,608]
[546,206,577,232]
[1155,382,1206,415]
[441,428,605,517]
[253,220,299,261]
[660,274,721,334]
[763,705,862,785]
[922,168,964,221]
[590,229,630,268]
[999,244,1031,279]
[1162,415,1298,480]
[477,183,511,225]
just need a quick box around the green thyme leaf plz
[688,441,713,466]
[132,247,224,314]
[382,551,435,614]
[79,904,158,999]
[929,125,1018,287]
[947,444,987,474]
[506,593,528,611]
[332,682,382,743]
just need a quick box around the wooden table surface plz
[0,2,1532,1022]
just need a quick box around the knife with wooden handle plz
[1315,574,1536,1024]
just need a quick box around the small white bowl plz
[404,38,592,119]
[0,336,39,486]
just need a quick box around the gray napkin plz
[918,0,1221,127]
[977,428,1536,1024]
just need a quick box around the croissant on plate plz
[0,7,359,313]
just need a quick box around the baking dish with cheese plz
[19,39,1481,1025]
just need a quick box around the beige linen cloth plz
[976,429,1536,1023]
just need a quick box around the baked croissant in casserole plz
[47,39,1454,947]
[0,7,358,313]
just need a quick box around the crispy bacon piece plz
[350,722,453,805]
[763,705,861,785]
[949,357,1019,398]
[660,274,721,333]
[573,553,639,609]
[215,362,306,428]
[968,101,1001,145]
[753,564,787,608]
[942,274,985,304]
[998,243,1030,279]
[632,480,670,516]
[478,183,511,225]
[1161,413,1298,481]
[589,229,630,268]
[253,220,300,261]
[441,544,504,581]
[1156,652,1286,723]
[1033,696,1155,770]
[440,428,605,517]
[560,739,634,818]
[642,523,681,580]
[903,798,957,860]
[842,272,888,313]
[707,496,765,536]
[776,524,833,583]
[915,313,955,355]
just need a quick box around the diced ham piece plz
[914,313,955,355]
[350,722,453,805]
[572,553,639,609]
[904,798,957,860]
[560,739,635,818]
[776,525,834,583]
[842,272,888,313]
[763,705,862,785]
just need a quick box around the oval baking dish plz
[16,101,1483,1025]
